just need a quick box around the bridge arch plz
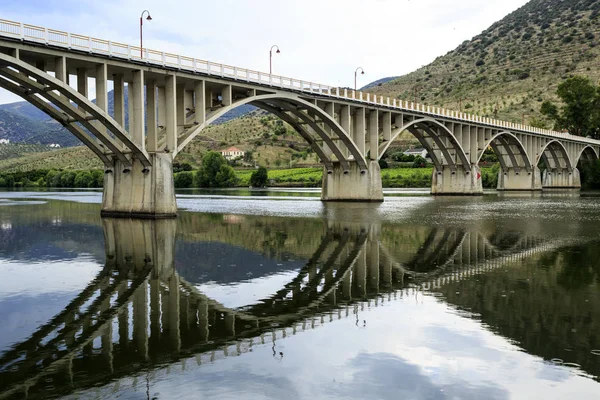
[0,53,150,168]
[574,145,599,166]
[174,93,369,172]
[378,118,470,172]
[477,132,533,172]
[538,140,573,171]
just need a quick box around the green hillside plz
[0,146,102,172]
[368,0,600,126]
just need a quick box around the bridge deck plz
[1,18,598,147]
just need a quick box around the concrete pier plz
[497,167,542,191]
[321,161,383,202]
[431,165,483,195]
[542,168,581,190]
[101,154,177,218]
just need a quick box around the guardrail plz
[0,18,598,146]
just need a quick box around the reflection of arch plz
[0,219,554,399]
[174,93,369,171]
[575,145,599,166]
[378,118,470,172]
[402,229,467,274]
[0,261,153,399]
[486,231,524,252]
[478,132,532,173]
[237,228,368,319]
[538,140,573,171]
[0,53,150,168]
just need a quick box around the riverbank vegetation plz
[0,164,502,189]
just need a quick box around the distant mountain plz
[0,109,79,146]
[0,102,50,121]
[360,77,399,90]
[214,104,256,124]
[367,0,600,124]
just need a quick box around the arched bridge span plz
[1,19,599,217]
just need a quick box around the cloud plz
[328,352,509,400]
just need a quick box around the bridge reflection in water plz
[0,212,583,399]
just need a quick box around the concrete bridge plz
[0,217,564,399]
[1,19,599,217]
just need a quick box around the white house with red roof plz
[220,146,245,160]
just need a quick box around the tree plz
[90,170,104,188]
[194,151,237,187]
[74,171,93,188]
[60,171,76,188]
[541,76,600,138]
[412,155,427,168]
[174,171,194,188]
[215,164,237,187]
[250,166,268,187]
[46,170,60,187]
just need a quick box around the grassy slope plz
[0,146,102,172]
[366,0,600,125]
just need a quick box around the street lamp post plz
[269,45,280,75]
[140,10,152,59]
[354,67,365,90]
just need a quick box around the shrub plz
[60,171,76,188]
[74,171,93,188]
[250,166,268,187]
[412,156,427,168]
[174,171,194,188]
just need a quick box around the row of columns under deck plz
[18,52,584,207]
[320,104,393,162]
[45,57,222,157]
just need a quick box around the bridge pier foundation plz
[542,168,581,190]
[101,153,177,218]
[431,165,483,195]
[321,161,383,202]
[497,167,542,191]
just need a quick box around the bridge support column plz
[101,153,177,218]
[497,167,542,191]
[321,161,383,202]
[542,168,581,190]
[431,165,483,195]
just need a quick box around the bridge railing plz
[1,18,599,146]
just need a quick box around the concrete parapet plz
[431,165,483,195]
[542,168,581,190]
[497,167,542,191]
[321,161,383,202]
[101,153,177,218]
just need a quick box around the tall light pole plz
[140,10,152,58]
[354,67,365,90]
[270,45,280,75]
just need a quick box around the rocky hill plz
[367,0,600,125]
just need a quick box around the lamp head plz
[361,70,365,74]
[146,14,152,20]
[276,49,280,54]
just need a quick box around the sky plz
[0,0,530,105]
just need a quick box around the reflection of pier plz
[0,219,557,399]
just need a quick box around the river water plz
[0,189,599,399]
